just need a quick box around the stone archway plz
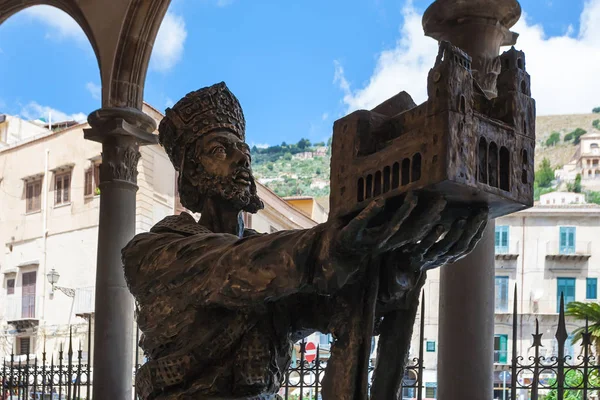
[1,1,171,398]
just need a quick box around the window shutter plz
[94,165,101,190]
[85,169,93,196]
[56,176,62,204]
[63,174,70,202]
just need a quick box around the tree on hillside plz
[593,119,600,130]
[593,107,600,114]
[535,158,555,188]
[297,138,311,150]
[567,174,582,193]
[564,128,587,144]
[546,132,560,147]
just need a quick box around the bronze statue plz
[122,82,489,400]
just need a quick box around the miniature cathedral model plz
[330,41,535,219]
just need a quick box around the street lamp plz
[46,268,75,298]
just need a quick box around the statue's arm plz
[122,226,366,309]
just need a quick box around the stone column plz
[422,1,522,398]
[84,108,157,400]
[438,221,495,399]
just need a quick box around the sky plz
[0,0,598,148]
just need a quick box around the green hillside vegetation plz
[252,138,331,197]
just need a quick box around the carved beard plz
[196,167,264,214]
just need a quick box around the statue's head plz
[158,82,264,214]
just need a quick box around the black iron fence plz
[509,286,600,400]
[1,294,429,400]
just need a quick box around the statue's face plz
[197,130,253,185]
[187,130,263,213]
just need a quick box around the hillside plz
[252,113,600,199]
[535,113,599,169]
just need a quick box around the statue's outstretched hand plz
[377,202,488,306]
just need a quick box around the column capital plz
[84,107,158,185]
[84,107,158,145]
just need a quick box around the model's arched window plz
[488,142,499,188]
[357,178,364,202]
[499,146,510,191]
[373,171,382,196]
[365,174,373,199]
[412,153,422,182]
[401,158,410,186]
[478,137,488,183]
[383,166,391,193]
[392,162,400,189]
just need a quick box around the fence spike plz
[556,293,567,400]
[511,284,518,400]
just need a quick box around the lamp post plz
[46,268,75,298]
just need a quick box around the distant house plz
[310,178,329,190]
[314,146,328,157]
[293,151,313,160]
[556,130,600,189]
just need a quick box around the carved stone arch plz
[107,0,171,108]
[0,0,101,63]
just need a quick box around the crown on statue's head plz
[158,82,246,171]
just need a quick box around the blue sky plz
[0,0,598,147]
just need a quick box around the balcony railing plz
[546,241,592,260]
[5,296,42,322]
[495,240,520,260]
[74,286,95,316]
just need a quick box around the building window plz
[587,278,597,299]
[7,278,15,295]
[243,212,252,229]
[55,172,71,205]
[319,333,333,347]
[559,227,576,254]
[17,337,31,355]
[84,164,101,196]
[426,341,436,352]
[21,271,37,319]
[557,277,576,312]
[495,276,509,312]
[495,225,509,254]
[25,179,42,213]
[494,334,508,364]
[425,384,437,399]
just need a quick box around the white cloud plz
[165,97,175,108]
[20,102,86,123]
[335,0,600,116]
[86,82,101,100]
[22,5,86,42]
[150,12,187,73]
[216,0,234,6]
[321,112,329,121]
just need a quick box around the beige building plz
[0,114,50,148]
[556,130,600,188]
[409,192,600,399]
[0,107,322,364]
